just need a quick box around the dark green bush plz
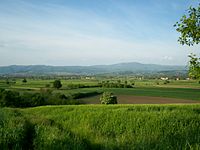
[53,80,62,89]
[0,91,21,107]
[71,91,101,99]
[0,90,79,108]
[67,84,100,89]
[22,78,27,83]
[100,81,133,88]
[164,80,170,84]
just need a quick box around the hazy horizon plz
[0,0,200,66]
[0,61,188,67]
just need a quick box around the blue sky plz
[0,0,199,66]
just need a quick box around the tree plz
[0,90,20,107]
[100,92,117,104]
[53,80,62,89]
[188,54,200,79]
[174,4,200,46]
[22,78,27,83]
[174,4,200,79]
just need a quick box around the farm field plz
[2,79,200,90]
[1,104,200,149]
[1,78,200,104]
[78,95,200,104]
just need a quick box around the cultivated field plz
[1,78,200,104]
[79,95,200,104]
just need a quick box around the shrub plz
[100,92,117,104]
[22,79,27,83]
[30,93,46,106]
[45,84,50,88]
[53,80,62,89]
[0,91,21,107]
[164,80,170,84]
[71,91,101,99]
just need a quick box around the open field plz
[78,95,200,104]
[57,87,200,102]
[1,105,200,149]
[1,78,200,104]
[1,79,200,90]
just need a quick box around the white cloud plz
[162,56,173,61]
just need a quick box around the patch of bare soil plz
[117,95,200,104]
[79,95,200,104]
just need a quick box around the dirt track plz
[79,95,200,104]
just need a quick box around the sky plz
[0,0,199,66]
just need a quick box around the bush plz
[164,80,170,84]
[100,92,117,104]
[100,81,133,88]
[22,79,27,83]
[45,84,51,88]
[53,80,62,89]
[0,91,21,107]
[71,91,101,99]
[0,90,80,108]
[67,84,101,89]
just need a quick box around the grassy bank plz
[1,104,200,149]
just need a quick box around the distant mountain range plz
[0,62,187,75]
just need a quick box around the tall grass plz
[1,104,200,149]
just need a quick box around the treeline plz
[0,89,101,108]
[67,84,100,89]
[66,82,134,89]
[0,75,84,80]
[71,91,102,99]
[99,81,134,88]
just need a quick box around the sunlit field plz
[1,105,200,149]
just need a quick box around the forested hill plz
[0,62,187,75]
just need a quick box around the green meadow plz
[1,105,200,149]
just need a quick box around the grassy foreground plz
[1,104,200,149]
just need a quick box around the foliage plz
[0,90,21,107]
[0,90,79,108]
[67,83,100,89]
[45,84,50,88]
[71,91,102,99]
[100,92,117,104]
[22,78,27,83]
[53,80,62,89]
[174,4,200,46]
[188,53,200,79]
[100,80,133,88]
[175,4,200,79]
[163,80,170,84]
